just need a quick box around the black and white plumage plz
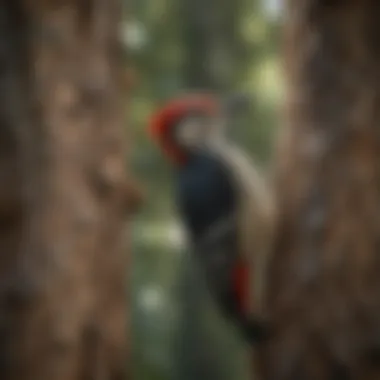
[149,94,274,344]
[176,151,239,312]
[176,151,235,240]
[176,148,271,344]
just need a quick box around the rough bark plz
[0,1,134,379]
[257,1,380,379]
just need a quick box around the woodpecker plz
[149,93,273,345]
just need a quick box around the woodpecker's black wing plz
[176,152,242,316]
[175,151,270,345]
[176,152,236,241]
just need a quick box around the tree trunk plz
[258,1,380,379]
[0,1,133,379]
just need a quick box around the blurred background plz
[125,1,283,379]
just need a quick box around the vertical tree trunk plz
[258,1,380,379]
[0,1,131,379]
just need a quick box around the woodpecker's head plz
[149,92,251,165]
[149,94,223,165]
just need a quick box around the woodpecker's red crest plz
[149,94,219,164]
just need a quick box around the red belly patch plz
[232,259,251,314]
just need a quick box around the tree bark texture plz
[0,1,133,379]
[257,1,380,379]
